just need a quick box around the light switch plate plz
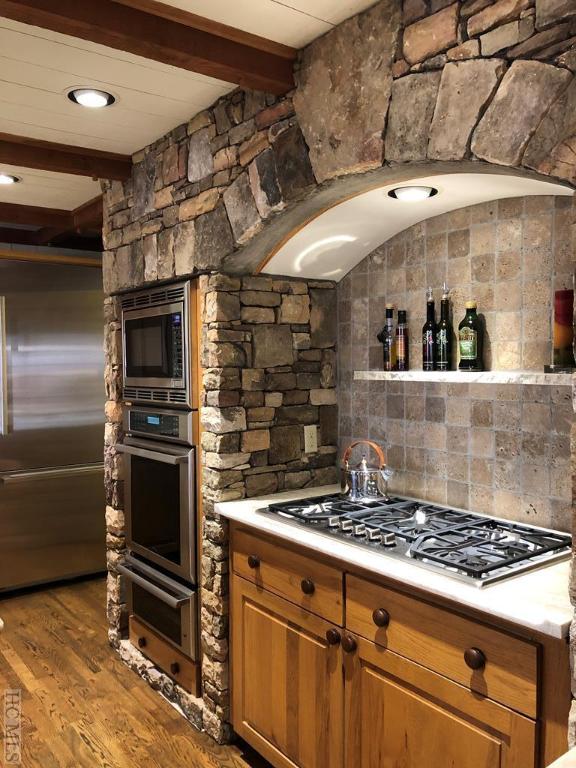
[304,425,318,454]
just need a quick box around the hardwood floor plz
[0,578,269,768]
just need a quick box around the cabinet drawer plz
[232,528,344,626]
[129,616,200,696]
[346,574,538,718]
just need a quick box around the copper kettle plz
[340,440,393,502]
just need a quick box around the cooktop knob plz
[366,528,382,543]
[353,524,366,537]
[381,532,397,548]
[340,519,354,531]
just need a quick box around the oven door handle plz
[116,443,187,465]
[117,563,190,609]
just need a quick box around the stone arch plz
[211,56,576,278]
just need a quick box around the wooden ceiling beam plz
[0,202,72,228]
[0,195,103,246]
[0,0,296,94]
[0,228,37,245]
[0,133,132,181]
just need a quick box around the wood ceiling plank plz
[0,0,296,94]
[0,133,132,180]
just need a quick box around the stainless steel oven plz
[121,281,195,408]
[118,555,198,659]
[117,407,197,584]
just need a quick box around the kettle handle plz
[342,440,386,469]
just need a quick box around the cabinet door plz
[344,633,536,768]
[231,575,344,768]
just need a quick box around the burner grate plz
[410,520,572,578]
[262,493,572,585]
[267,494,401,524]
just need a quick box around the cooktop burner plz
[264,494,571,586]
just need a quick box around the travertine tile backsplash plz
[338,196,574,531]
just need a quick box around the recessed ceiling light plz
[0,173,21,185]
[388,186,438,202]
[68,88,115,109]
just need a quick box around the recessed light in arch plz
[0,173,21,185]
[68,88,116,109]
[388,186,438,202]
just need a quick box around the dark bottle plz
[458,301,483,371]
[422,286,436,371]
[396,310,409,371]
[436,283,453,371]
[377,304,396,371]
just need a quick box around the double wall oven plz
[117,281,199,663]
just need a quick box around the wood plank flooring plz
[0,577,270,768]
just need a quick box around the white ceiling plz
[0,164,100,209]
[0,1,376,214]
[154,0,380,47]
[263,173,574,281]
[0,17,232,154]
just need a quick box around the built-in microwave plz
[120,281,196,408]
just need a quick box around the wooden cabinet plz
[347,573,538,717]
[231,575,344,768]
[129,616,199,695]
[229,524,568,768]
[344,632,536,768]
[232,528,344,625]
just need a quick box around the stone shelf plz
[354,370,574,386]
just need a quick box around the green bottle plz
[458,301,483,371]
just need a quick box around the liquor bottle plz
[377,304,396,371]
[436,283,453,371]
[422,286,436,371]
[458,301,483,371]
[396,310,409,371]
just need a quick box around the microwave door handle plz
[115,443,186,465]
[117,564,189,609]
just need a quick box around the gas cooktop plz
[262,494,572,587]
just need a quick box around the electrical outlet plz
[304,425,318,454]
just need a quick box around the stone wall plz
[101,0,576,748]
[101,1,576,283]
[338,195,573,531]
[104,272,337,742]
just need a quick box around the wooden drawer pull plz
[341,634,357,654]
[247,554,260,569]
[301,578,315,595]
[170,662,180,675]
[464,647,486,671]
[137,636,147,648]
[326,628,341,646]
[372,608,390,628]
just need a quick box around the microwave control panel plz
[171,313,184,379]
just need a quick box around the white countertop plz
[216,485,573,640]
[548,750,576,768]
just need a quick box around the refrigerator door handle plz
[0,463,104,484]
[0,296,7,436]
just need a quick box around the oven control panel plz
[126,407,194,444]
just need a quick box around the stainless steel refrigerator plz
[0,258,106,592]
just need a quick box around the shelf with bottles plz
[353,370,574,386]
